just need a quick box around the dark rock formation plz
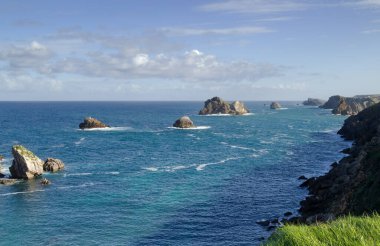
[199,97,249,115]
[40,178,51,185]
[302,98,326,106]
[270,102,281,109]
[299,102,380,223]
[79,117,109,129]
[43,158,65,172]
[9,145,44,179]
[320,95,380,115]
[173,116,195,129]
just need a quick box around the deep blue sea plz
[0,102,351,245]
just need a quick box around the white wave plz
[82,126,132,131]
[75,137,85,145]
[143,167,159,172]
[220,142,228,145]
[167,126,211,130]
[65,172,93,177]
[199,113,232,117]
[260,140,273,144]
[52,144,65,148]
[277,108,289,110]
[230,145,252,150]
[242,113,255,116]
[0,189,45,197]
[57,182,95,190]
[196,157,242,171]
[104,171,120,175]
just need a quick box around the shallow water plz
[0,102,350,245]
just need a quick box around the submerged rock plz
[173,116,195,129]
[43,158,65,172]
[0,179,18,185]
[302,98,326,106]
[199,97,250,115]
[270,102,282,109]
[9,145,44,179]
[40,178,51,185]
[79,117,109,129]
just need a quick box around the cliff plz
[299,102,380,223]
[320,95,380,115]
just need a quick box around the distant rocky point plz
[199,97,249,115]
[173,116,195,129]
[302,98,326,106]
[270,102,282,109]
[320,95,380,115]
[79,117,110,129]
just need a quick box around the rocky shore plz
[320,95,380,115]
[298,102,380,223]
[199,97,249,115]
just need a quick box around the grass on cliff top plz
[265,214,380,246]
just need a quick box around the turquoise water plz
[0,102,350,245]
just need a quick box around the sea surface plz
[0,102,351,245]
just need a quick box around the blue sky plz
[0,0,379,101]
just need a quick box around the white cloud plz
[199,0,308,14]
[161,26,273,36]
[362,29,380,34]
[133,54,150,66]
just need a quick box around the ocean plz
[0,101,351,245]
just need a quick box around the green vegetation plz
[265,214,380,246]
[13,145,39,160]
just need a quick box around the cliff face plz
[299,102,380,222]
[320,95,380,115]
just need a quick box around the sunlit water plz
[0,102,350,245]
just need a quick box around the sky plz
[0,0,379,101]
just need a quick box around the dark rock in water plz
[341,148,351,154]
[40,178,51,185]
[9,145,43,179]
[284,211,293,217]
[267,225,277,231]
[172,116,195,129]
[256,219,270,226]
[0,179,17,185]
[270,102,281,109]
[298,175,307,180]
[199,97,249,115]
[79,117,109,129]
[43,158,65,172]
[320,95,380,115]
[299,102,380,223]
[270,218,280,224]
[300,177,316,188]
[303,98,326,106]
[0,173,5,178]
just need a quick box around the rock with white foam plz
[270,102,282,109]
[173,116,195,128]
[199,97,250,115]
[9,145,44,179]
[79,117,109,129]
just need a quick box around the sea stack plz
[79,117,110,129]
[199,97,249,115]
[173,116,195,129]
[302,98,326,106]
[9,145,44,179]
[270,102,282,109]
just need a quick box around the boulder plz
[173,116,195,129]
[270,102,281,109]
[43,158,65,172]
[79,117,109,129]
[199,97,250,115]
[302,98,326,106]
[9,145,44,179]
